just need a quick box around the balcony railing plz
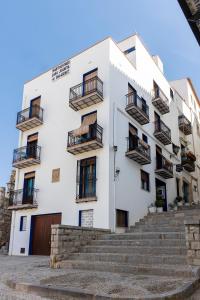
[12,145,41,169]
[8,188,38,209]
[181,150,196,172]
[155,155,173,179]
[178,115,192,135]
[16,105,43,131]
[154,120,171,145]
[76,174,97,203]
[67,123,103,155]
[125,92,149,125]
[69,76,103,111]
[126,135,151,165]
[152,87,169,114]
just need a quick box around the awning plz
[72,113,97,137]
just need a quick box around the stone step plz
[70,252,187,265]
[128,226,185,233]
[60,259,196,278]
[81,245,187,255]
[92,238,186,247]
[101,232,186,240]
[135,219,184,226]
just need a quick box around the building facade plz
[9,34,200,256]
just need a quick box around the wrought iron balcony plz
[12,145,41,169]
[155,155,173,179]
[67,123,103,155]
[181,150,196,172]
[154,120,171,145]
[8,188,38,210]
[178,115,192,135]
[125,93,149,125]
[126,135,151,165]
[152,88,169,114]
[76,174,97,203]
[16,105,43,131]
[69,76,103,111]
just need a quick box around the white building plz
[9,34,200,256]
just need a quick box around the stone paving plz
[0,254,199,299]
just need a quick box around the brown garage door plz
[31,213,61,255]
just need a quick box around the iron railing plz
[127,135,151,160]
[154,120,171,140]
[126,92,149,117]
[76,174,96,199]
[17,105,43,125]
[156,154,173,174]
[9,188,38,207]
[69,76,103,102]
[178,115,191,127]
[153,86,169,105]
[13,145,41,164]
[67,123,103,147]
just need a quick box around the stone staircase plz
[58,210,200,299]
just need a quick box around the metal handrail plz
[154,120,171,139]
[153,87,169,105]
[17,105,43,125]
[127,135,151,159]
[156,154,173,174]
[178,115,191,126]
[67,123,103,147]
[126,92,149,117]
[69,76,103,101]
[13,145,41,163]
[9,188,38,206]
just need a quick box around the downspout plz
[113,102,116,232]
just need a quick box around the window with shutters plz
[141,170,150,191]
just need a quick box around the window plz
[124,46,136,55]
[116,209,128,227]
[141,170,150,191]
[142,134,148,144]
[176,178,180,197]
[77,157,96,199]
[79,210,94,227]
[170,88,174,99]
[20,216,27,231]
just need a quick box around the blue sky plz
[0,0,199,186]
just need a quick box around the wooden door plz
[31,213,61,255]
[30,97,41,118]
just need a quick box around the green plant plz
[175,196,183,203]
[168,203,174,210]
[155,196,164,208]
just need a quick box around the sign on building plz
[52,60,70,81]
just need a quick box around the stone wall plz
[50,224,110,268]
[185,218,200,265]
[0,187,11,253]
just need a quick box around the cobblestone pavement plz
[0,254,199,299]
[0,254,66,300]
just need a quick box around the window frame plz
[141,170,150,192]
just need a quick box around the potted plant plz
[168,203,174,211]
[148,203,156,213]
[176,196,183,207]
[155,196,164,213]
[173,198,178,211]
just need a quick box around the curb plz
[6,277,200,300]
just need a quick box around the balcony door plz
[129,124,138,151]
[155,178,167,211]
[23,172,35,204]
[27,133,38,159]
[156,145,162,169]
[154,112,161,130]
[30,96,41,118]
[154,81,159,98]
[78,157,96,199]
[83,68,97,96]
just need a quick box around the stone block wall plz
[0,209,11,251]
[185,218,200,265]
[50,224,110,268]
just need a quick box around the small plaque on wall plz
[52,168,60,183]
[52,60,70,81]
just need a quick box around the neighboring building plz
[0,171,15,253]
[178,0,200,45]
[8,34,200,256]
